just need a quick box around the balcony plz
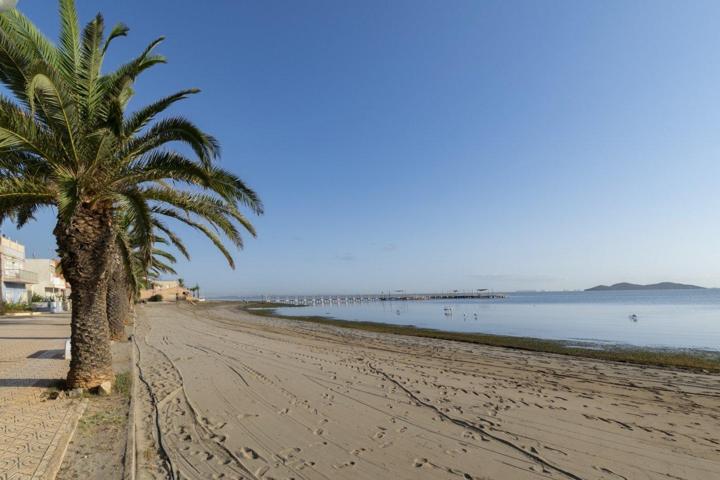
[3,269,38,284]
[49,277,68,288]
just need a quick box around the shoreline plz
[239,302,720,373]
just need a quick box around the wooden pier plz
[262,291,506,306]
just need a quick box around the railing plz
[2,269,38,284]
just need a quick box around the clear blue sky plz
[5,0,720,295]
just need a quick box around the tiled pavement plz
[0,315,86,480]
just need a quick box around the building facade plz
[150,280,180,290]
[139,279,192,301]
[0,236,37,303]
[26,258,69,300]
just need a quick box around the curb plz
[42,398,88,480]
[123,320,138,480]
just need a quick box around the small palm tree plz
[106,210,180,340]
[0,1,262,388]
[106,184,250,340]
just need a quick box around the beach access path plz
[0,314,85,480]
[134,302,720,480]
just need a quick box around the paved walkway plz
[0,314,86,480]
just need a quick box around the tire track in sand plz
[135,324,259,480]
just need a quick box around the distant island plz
[585,282,705,291]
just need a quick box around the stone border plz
[40,398,88,480]
[123,323,138,480]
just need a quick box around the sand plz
[133,302,720,480]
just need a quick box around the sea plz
[270,290,720,351]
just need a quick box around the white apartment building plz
[26,258,69,300]
[0,236,37,303]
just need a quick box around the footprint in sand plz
[373,426,388,440]
[413,458,429,468]
[237,413,259,420]
[444,447,468,456]
[279,447,302,461]
[239,447,259,459]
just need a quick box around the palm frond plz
[144,187,250,244]
[121,117,219,166]
[149,256,176,276]
[152,218,190,260]
[152,247,177,264]
[205,167,264,215]
[115,224,141,295]
[0,177,54,224]
[123,89,200,137]
[150,205,236,268]
[115,150,211,188]
[24,66,79,164]
[0,96,55,159]
[58,0,80,79]
[78,14,105,123]
[102,22,128,55]
[119,189,153,265]
[55,174,80,221]
[98,36,165,105]
[1,9,60,69]
[0,18,35,105]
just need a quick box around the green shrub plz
[4,301,32,312]
[148,294,163,302]
[30,292,46,303]
[114,372,132,398]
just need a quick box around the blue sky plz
[5,0,720,295]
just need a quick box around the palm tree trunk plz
[106,249,128,341]
[54,203,115,389]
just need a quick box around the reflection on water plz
[274,290,720,351]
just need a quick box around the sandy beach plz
[133,302,720,480]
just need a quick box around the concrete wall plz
[140,286,192,301]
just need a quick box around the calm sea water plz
[273,290,720,351]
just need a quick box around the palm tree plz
[0,1,262,388]
[106,247,129,341]
[106,184,248,340]
[107,226,180,340]
[106,210,170,340]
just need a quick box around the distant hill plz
[585,282,705,292]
